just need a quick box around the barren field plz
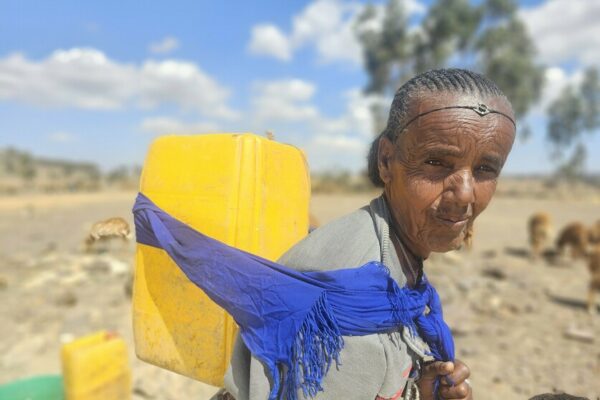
[1,183,599,399]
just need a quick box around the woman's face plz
[378,92,516,258]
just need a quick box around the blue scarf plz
[133,193,454,400]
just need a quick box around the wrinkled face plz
[378,92,516,258]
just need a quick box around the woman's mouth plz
[435,214,470,230]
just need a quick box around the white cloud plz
[48,131,76,143]
[248,25,292,61]
[313,134,364,151]
[302,89,382,170]
[520,0,600,66]
[306,133,369,171]
[543,67,583,101]
[249,80,381,139]
[140,117,219,135]
[290,0,362,64]
[135,81,380,172]
[247,80,382,171]
[138,79,323,136]
[0,48,237,119]
[529,67,584,116]
[336,89,383,137]
[247,0,426,65]
[148,36,180,55]
[404,0,426,16]
[297,89,383,141]
[137,60,237,118]
[251,79,319,122]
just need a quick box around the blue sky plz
[1,0,599,175]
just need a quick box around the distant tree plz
[580,67,600,131]
[107,166,130,183]
[356,0,412,95]
[547,66,600,178]
[85,165,102,183]
[19,154,36,181]
[554,143,586,181]
[106,164,141,189]
[355,0,545,138]
[475,0,544,128]
[3,148,18,174]
[355,0,413,133]
[413,0,481,73]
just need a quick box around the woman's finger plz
[417,361,454,399]
[422,361,454,379]
[438,381,472,399]
[441,359,470,386]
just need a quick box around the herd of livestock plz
[528,214,600,314]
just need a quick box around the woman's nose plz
[444,169,475,205]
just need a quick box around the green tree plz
[19,153,36,181]
[414,0,481,73]
[355,0,545,137]
[475,0,544,132]
[355,0,413,133]
[107,165,130,183]
[581,68,600,131]
[547,66,600,177]
[356,0,412,95]
[555,143,586,181]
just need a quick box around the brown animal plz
[587,244,600,314]
[556,222,588,260]
[588,219,600,245]
[529,394,590,400]
[85,217,131,252]
[528,212,552,259]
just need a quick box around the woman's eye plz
[476,164,498,175]
[425,159,443,166]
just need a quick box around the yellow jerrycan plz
[132,133,310,386]
[61,331,131,400]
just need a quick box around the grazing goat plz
[529,393,590,400]
[588,219,600,245]
[556,222,588,260]
[85,217,131,252]
[528,212,552,259]
[587,244,600,314]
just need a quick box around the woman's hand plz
[416,359,472,399]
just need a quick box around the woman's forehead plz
[400,92,516,155]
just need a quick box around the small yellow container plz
[61,331,131,400]
[132,133,310,386]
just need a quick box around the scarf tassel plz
[282,292,343,400]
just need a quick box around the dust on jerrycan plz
[132,133,311,387]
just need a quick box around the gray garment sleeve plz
[223,204,422,400]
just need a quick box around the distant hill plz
[0,148,140,194]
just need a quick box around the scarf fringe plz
[284,292,343,400]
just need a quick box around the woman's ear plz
[377,136,395,184]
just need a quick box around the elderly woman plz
[223,68,516,400]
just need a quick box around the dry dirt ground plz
[0,183,599,400]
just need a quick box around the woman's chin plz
[429,232,465,253]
